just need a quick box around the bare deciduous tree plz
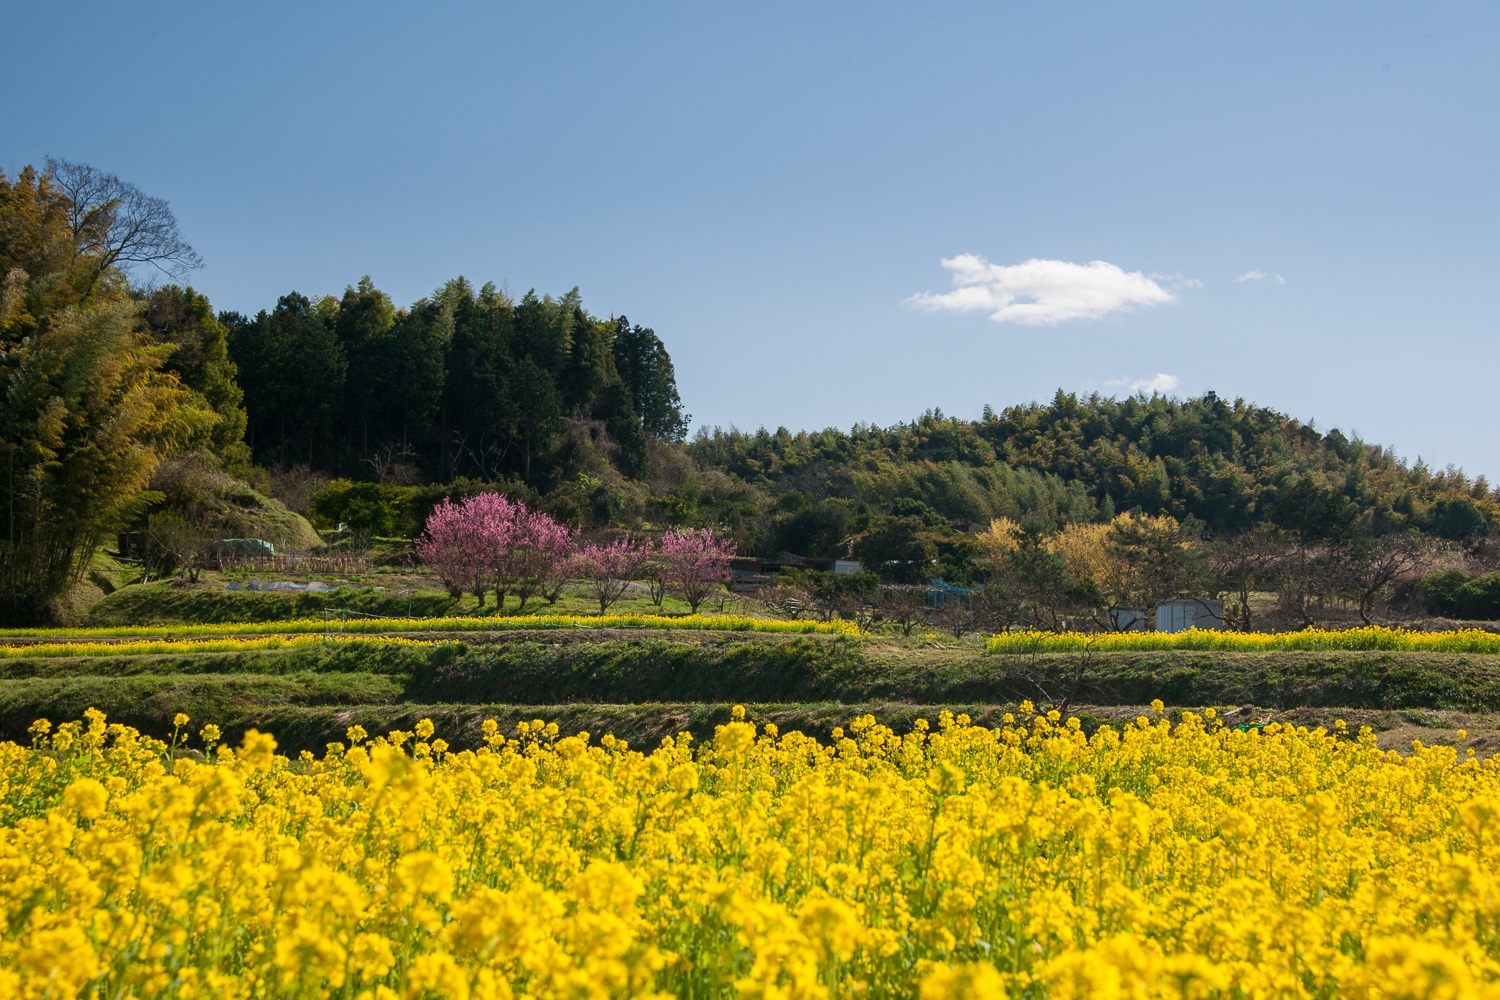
[873,585,936,637]
[46,157,202,295]
[931,585,1016,639]
[144,510,213,583]
[996,630,1102,717]
[1273,540,1339,626]
[364,442,422,486]
[1341,534,1435,624]
[1209,531,1284,631]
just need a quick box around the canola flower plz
[987,624,1500,655]
[0,634,444,659]
[4,706,1499,998]
[0,612,858,643]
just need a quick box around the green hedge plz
[1421,570,1500,620]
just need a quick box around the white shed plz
[1154,598,1224,633]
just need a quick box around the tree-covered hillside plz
[688,391,1497,553]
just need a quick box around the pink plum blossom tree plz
[507,507,575,610]
[573,536,652,613]
[658,527,736,613]
[415,493,516,607]
[466,492,521,608]
[644,548,669,609]
[416,491,576,610]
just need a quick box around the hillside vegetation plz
[689,392,1497,549]
[9,157,1500,628]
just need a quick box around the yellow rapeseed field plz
[4,705,1498,998]
[0,613,859,642]
[0,634,445,659]
[987,625,1500,655]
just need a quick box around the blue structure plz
[926,579,978,607]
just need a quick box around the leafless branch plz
[46,157,202,295]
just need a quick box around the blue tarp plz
[926,579,977,606]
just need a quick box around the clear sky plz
[6,2,1497,477]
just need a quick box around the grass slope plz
[82,581,713,627]
[5,635,1500,749]
[84,583,462,626]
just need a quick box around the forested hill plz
[219,278,687,485]
[687,392,1497,549]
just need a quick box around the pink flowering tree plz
[658,527,736,613]
[644,546,669,608]
[465,492,520,608]
[415,494,510,607]
[505,506,575,611]
[573,536,652,614]
[415,492,522,608]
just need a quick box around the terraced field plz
[5,613,1500,754]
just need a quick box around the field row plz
[0,633,446,659]
[0,611,859,641]
[5,636,1500,752]
[987,624,1500,654]
[11,618,1500,657]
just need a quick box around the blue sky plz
[6,2,1498,477]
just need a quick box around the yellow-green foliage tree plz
[975,512,1204,628]
[0,164,208,624]
[970,515,1022,569]
[1054,512,1201,611]
[140,285,251,471]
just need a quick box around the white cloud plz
[1236,270,1286,285]
[908,255,1178,326]
[1105,373,1180,396]
[1151,272,1204,290]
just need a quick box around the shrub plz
[309,480,414,537]
[1419,569,1500,620]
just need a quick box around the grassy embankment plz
[2,631,1498,752]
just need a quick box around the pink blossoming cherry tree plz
[414,493,516,607]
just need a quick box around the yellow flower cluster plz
[0,634,443,659]
[987,624,1500,654]
[0,612,858,643]
[4,706,1498,998]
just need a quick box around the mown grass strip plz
[987,626,1500,654]
[0,612,857,641]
